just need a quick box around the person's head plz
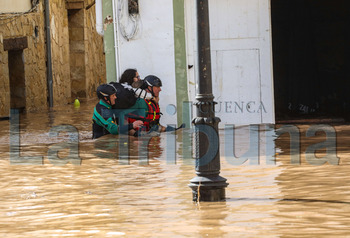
[96,84,118,105]
[119,68,140,85]
[144,75,162,97]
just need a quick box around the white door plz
[185,0,274,125]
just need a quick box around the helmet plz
[96,84,117,100]
[144,75,162,87]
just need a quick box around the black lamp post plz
[188,0,228,201]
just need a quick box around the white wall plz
[0,0,32,13]
[114,0,177,125]
[112,0,275,127]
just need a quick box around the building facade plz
[101,0,274,126]
[102,0,350,126]
[0,0,106,118]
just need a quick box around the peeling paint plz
[103,15,113,31]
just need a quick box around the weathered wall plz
[69,1,106,99]
[50,0,71,105]
[85,2,106,98]
[69,8,86,99]
[0,0,106,118]
[0,39,11,117]
[0,2,47,117]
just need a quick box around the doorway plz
[271,0,350,121]
[68,9,86,99]
[8,50,26,112]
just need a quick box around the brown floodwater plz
[0,100,350,237]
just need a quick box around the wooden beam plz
[3,37,28,51]
[66,1,84,9]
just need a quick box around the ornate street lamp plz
[188,0,228,201]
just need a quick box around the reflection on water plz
[0,101,350,237]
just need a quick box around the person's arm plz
[94,106,141,135]
[133,88,153,100]
[160,125,166,132]
[128,121,145,137]
[101,116,143,135]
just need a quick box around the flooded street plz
[0,101,350,237]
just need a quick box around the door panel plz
[213,49,262,124]
[185,0,274,125]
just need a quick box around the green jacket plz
[92,100,133,139]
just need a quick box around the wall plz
[185,0,275,125]
[107,0,275,126]
[50,0,72,105]
[0,0,32,13]
[111,0,178,125]
[0,0,106,118]
[102,0,116,82]
[0,2,47,117]
[69,8,86,99]
[85,2,106,98]
[69,0,106,99]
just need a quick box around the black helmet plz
[144,75,162,87]
[96,84,117,103]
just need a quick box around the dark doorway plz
[9,50,26,111]
[68,9,86,99]
[271,0,350,121]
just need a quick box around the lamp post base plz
[189,175,228,202]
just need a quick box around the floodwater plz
[1,100,350,237]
